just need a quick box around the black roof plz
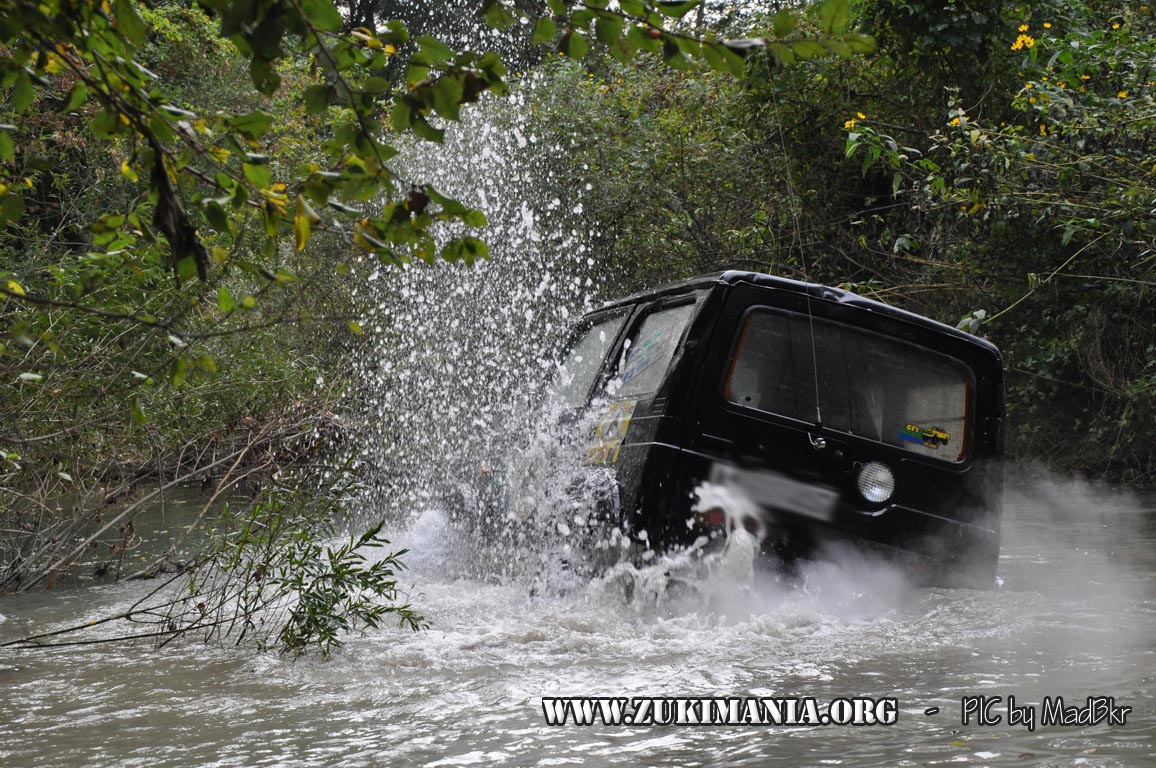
[595,271,1000,357]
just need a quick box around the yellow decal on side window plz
[584,399,638,465]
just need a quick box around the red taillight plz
[695,507,726,528]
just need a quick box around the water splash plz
[349,79,608,571]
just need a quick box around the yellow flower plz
[1039,124,1048,136]
[1112,22,1120,29]
[1018,23,1029,32]
[1118,90,1129,98]
[1043,22,1052,29]
[1080,74,1091,80]
[1029,96,1037,103]
[1025,82,1033,88]
[857,111,866,119]
[950,117,961,126]
[1010,33,1036,50]
[844,118,857,129]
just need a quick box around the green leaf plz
[243,161,272,189]
[662,37,692,70]
[820,38,853,58]
[817,0,852,35]
[249,57,281,95]
[547,0,567,14]
[217,286,236,312]
[431,75,464,120]
[463,209,488,227]
[619,0,645,13]
[115,0,149,45]
[707,41,749,75]
[565,30,589,59]
[841,33,876,54]
[294,209,312,251]
[483,0,515,29]
[765,42,796,66]
[772,9,796,38]
[391,98,412,131]
[300,0,343,32]
[131,397,147,426]
[10,70,34,114]
[232,111,274,140]
[654,0,700,19]
[64,83,89,112]
[595,14,624,45]
[532,16,557,45]
[304,84,330,114]
[203,200,230,233]
[411,115,444,143]
[0,132,13,163]
[0,192,24,226]
[790,40,827,59]
[90,108,119,139]
[348,320,364,336]
[628,24,662,54]
[363,76,391,95]
[171,358,187,387]
[177,256,199,282]
[416,35,455,66]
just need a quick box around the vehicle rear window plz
[726,310,972,461]
[553,312,628,407]
[611,303,696,399]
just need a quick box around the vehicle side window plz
[609,303,695,399]
[553,312,628,407]
[726,310,973,462]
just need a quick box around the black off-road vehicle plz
[454,271,1005,588]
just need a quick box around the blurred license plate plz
[709,464,838,523]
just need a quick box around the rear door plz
[684,282,984,544]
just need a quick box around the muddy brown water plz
[1,477,1153,767]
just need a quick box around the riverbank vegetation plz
[0,0,868,649]
[1,0,1152,649]
[529,0,1156,483]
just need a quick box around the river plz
[0,475,1153,767]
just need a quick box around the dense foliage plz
[530,0,1156,482]
[3,0,1151,649]
[0,0,874,650]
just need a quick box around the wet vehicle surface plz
[517,271,1006,587]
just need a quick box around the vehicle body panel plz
[563,272,1005,586]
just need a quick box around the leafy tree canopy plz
[0,0,873,292]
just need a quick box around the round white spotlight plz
[857,462,895,503]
